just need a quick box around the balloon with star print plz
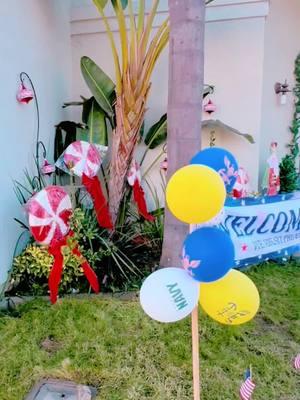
[182,227,235,283]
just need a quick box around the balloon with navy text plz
[140,268,200,323]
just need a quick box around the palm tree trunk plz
[109,91,150,225]
[160,0,206,267]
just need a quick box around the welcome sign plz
[221,193,300,267]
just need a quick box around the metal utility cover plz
[25,379,97,400]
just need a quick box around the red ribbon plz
[82,173,113,230]
[48,232,99,304]
[133,180,155,222]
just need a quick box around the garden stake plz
[190,224,200,400]
[192,306,200,400]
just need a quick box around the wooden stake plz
[192,306,200,400]
[189,224,200,399]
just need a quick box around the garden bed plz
[0,262,299,399]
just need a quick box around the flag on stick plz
[294,354,300,369]
[240,368,256,400]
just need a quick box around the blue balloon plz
[182,227,235,283]
[190,147,239,192]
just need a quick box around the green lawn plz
[0,263,299,399]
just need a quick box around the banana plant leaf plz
[144,114,167,149]
[78,98,108,146]
[93,0,109,10]
[111,0,128,9]
[202,119,255,144]
[81,56,116,118]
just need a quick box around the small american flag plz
[240,369,256,400]
[294,354,300,369]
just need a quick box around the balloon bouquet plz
[140,147,260,397]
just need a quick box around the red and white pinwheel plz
[26,186,99,304]
[127,160,154,221]
[63,140,113,230]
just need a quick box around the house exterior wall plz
[259,0,300,184]
[0,0,72,289]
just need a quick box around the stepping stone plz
[25,379,97,400]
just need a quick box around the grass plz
[0,262,299,399]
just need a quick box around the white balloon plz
[140,268,200,323]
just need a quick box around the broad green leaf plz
[144,114,167,149]
[88,100,108,145]
[111,0,128,9]
[82,97,94,124]
[93,0,109,10]
[78,98,108,146]
[81,56,116,118]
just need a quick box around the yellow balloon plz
[199,270,260,325]
[166,165,226,224]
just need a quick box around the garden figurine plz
[233,167,250,198]
[263,142,280,196]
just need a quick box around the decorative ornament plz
[26,186,99,303]
[41,159,56,176]
[127,160,154,221]
[233,167,250,199]
[16,83,34,104]
[160,157,168,171]
[17,72,47,187]
[263,142,280,196]
[203,99,217,114]
[63,140,113,230]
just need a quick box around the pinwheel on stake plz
[26,186,99,304]
[63,140,113,230]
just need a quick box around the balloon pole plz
[190,224,200,400]
[191,306,200,400]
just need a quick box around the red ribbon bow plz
[82,173,113,230]
[48,232,99,304]
[127,161,154,222]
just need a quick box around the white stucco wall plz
[259,0,300,184]
[204,17,265,190]
[0,0,72,288]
